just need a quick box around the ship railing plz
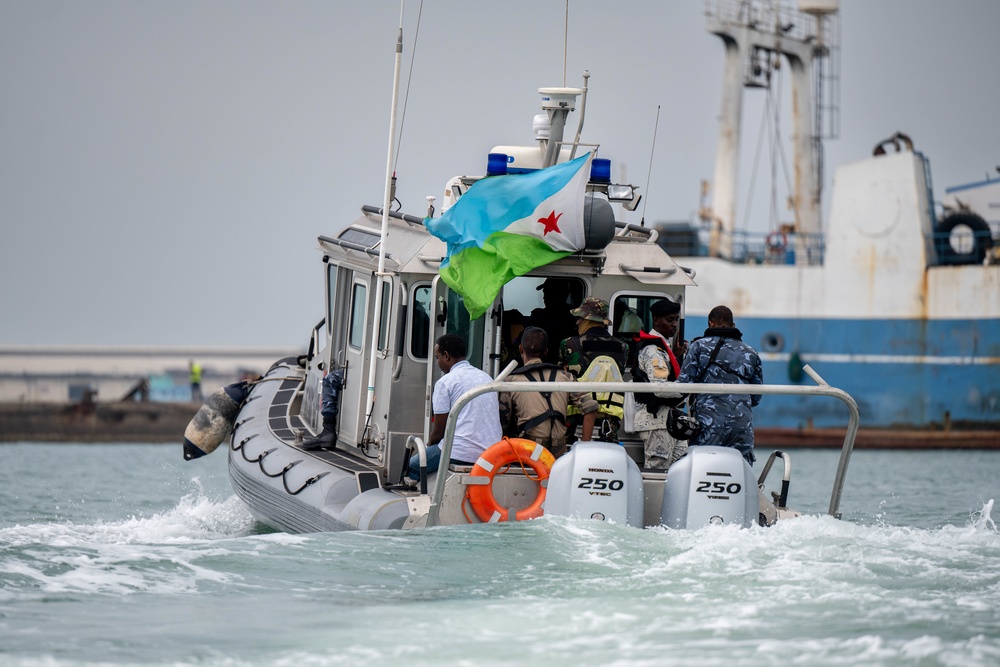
[427,363,859,527]
[725,229,826,265]
[663,227,826,264]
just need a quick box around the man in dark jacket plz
[527,279,578,365]
[678,305,763,464]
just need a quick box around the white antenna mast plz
[366,6,405,426]
[640,105,660,227]
[563,0,569,86]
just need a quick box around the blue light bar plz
[487,152,509,176]
[591,158,611,183]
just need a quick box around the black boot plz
[301,418,337,451]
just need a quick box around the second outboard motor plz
[661,446,759,528]
[544,441,644,526]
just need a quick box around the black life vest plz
[508,363,567,435]
[631,332,682,413]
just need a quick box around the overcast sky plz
[2,0,998,348]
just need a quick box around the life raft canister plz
[467,437,555,523]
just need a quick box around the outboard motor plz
[661,446,759,528]
[544,441,644,526]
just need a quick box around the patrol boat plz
[181,71,861,533]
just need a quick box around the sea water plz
[0,443,997,667]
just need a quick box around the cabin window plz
[348,283,367,349]
[377,280,391,352]
[445,290,485,369]
[495,276,586,367]
[410,284,432,359]
[611,292,683,371]
[326,265,340,336]
[612,294,656,337]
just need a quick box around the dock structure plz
[0,345,300,442]
[0,344,299,404]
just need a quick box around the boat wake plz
[973,499,996,531]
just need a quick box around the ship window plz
[410,284,432,359]
[348,283,367,349]
[377,281,391,351]
[760,332,784,353]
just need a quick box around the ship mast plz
[705,0,838,261]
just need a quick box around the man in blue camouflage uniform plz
[678,305,763,464]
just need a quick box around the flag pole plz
[366,12,404,428]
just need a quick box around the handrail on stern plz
[425,363,859,526]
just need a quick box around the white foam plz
[973,499,996,531]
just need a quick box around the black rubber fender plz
[935,212,993,265]
[182,382,248,460]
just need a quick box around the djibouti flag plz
[425,151,594,319]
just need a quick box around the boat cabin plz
[303,188,695,486]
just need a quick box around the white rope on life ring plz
[466,437,554,523]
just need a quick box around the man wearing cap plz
[559,297,629,440]
[631,298,687,469]
[527,279,578,365]
[678,305,763,465]
[559,297,628,377]
[499,327,599,458]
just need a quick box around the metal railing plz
[427,364,859,527]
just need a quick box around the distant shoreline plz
[1,401,997,449]
[0,401,198,443]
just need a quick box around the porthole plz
[760,332,784,353]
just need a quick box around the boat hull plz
[227,360,409,533]
[735,315,1000,429]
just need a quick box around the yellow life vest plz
[567,354,625,419]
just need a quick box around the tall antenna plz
[366,5,405,426]
[640,105,661,227]
[393,0,424,176]
[563,0,569,86]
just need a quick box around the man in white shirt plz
[408,334,503,480]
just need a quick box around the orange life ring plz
[766,230,787,253]
[466,437,555,523]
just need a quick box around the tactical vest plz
[509,363,567,435]
[631,333,681,413]
[574,329,627,372]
